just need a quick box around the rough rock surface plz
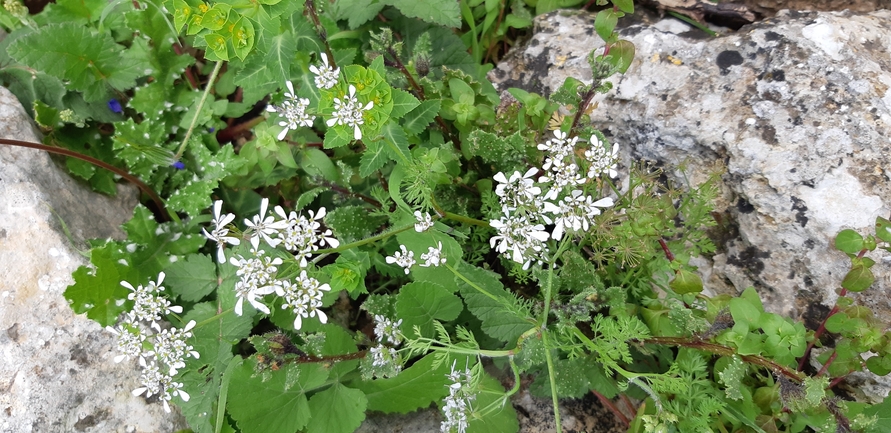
[490,10,891,350]
[0,86,186,432]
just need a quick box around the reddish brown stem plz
[816,350,837,377]
[0,137,171,221]
[657,238,675,262]
[591,390,630,427]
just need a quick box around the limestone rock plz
[490,10,891,332]
[0,86,185,432]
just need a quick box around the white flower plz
[373,315,404,345]
[585,135,619,179]
[537,130,577,160]
[201,200,241,263]
[419,242,446,268]
[489,210,549,270]
[309,52,340,90]
[107,317,146,364]
[539,162,584,200]
[229,250,281,316]
[244,198,287,249]
[326,84,374,140]
[274,205,339,267]
[279,271,331,330]
[123,272,183,332]
[441,359,475,433]
[544,190,614,240]
[414,211,434,232]
[493,168,541,209]
[386,245,416,274]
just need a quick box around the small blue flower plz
[208,127,215,133]
[172,161,185,170]
[107,99,123,114]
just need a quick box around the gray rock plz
[490,9,891,397]
[0,86,185,432]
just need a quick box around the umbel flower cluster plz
[489,130,619,269]
[441,359,476,433]
[265,52,374,141]
[202,198,339,330]
[363,314,404,379]
[107,272,198,412]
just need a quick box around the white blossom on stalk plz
[419,242,446,268]
[536,130,577,160]
[441,359,476,433]
[274,205,339,267]
[201,200,240,263]
[229,249,281,315]
[265,81,316,140]
[149,320,199,375]
[538,162,584,201]
[244,198,287,249]
[309,52,339,90]
[385,245,416,274]
[106,316,146,364]
[327,84,374,140]
[122,272,182,332]
[544,190,614,240]
[585,135,619,179]
[493,168,541,209]
[278,270,331,330]
[373,314,404,345]
[489,210,550,270]
[414,211,434,232]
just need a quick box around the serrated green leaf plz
[123,204,159,244]
[396,227,463,284]
[295,186,326,210]
[325,205,386,243]
[330,0,384,29]
[389,89,421,118]
[305,383,367,433]
[165,254,218,302]
[264,32,298,85]
[354,353,450,413]
[7,23,149,101]
[465,372,519,433]
[835,229,864,254]
[0,68,66,117]
[454,262,533,344]
[228,358,329,433]
[402,99,441,135]
[380,122,412,163]
[396,281,463,337]
[383,0,460,27]
[359,139,389,177]
[65,244,131,326]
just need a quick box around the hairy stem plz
[175,61,223,160]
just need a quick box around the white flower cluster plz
[489,130,618,269]
[266,52,374,142]
[441,359,476,433]
[386,241,446,274]
[366,314,404,379]
[107,272,198,413]
[201,198,339,330]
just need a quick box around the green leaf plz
[600,39,635,74]
[465,372,519,433]
[65,244,131,326]
[717,355,747,400]
[166,254,218,302]
[359,139,389,177]
[454,262,533,344]
[389,89,421,118]
[305,384,366,433]
[7,23,149,101]
[612,0,634,13]
[325,205,386,243]
[380,122,412,164]
[299,147,340,182]
[0,68,66,117]
[265,32,298,85]
[354,353,450,413]
[594,9,618,42]
[396,281,463,337]
[228,358,329,433]
[835,229,864,254]
[729,296,762,332]
[842,264,875,292]
[876,216,891,244]
[383,0,461,28]
[669,268,703,294]
[402,99,441,135]
[123,204,160,244]
[330,0,385,29]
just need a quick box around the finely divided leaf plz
[355,354,450,413]
[7,23,149,101]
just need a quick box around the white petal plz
[316,309,328,324]
[277,127,288,141]
[179,390,190,402]
[234,297,244,316]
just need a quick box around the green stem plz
[442,210,490,227]
[541,329,562,432]
[541,238,571,326]
[193,308,234,329]
[415,339,515,358]
[174,61,223,160]
[313,223,415,255]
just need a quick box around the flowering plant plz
[5,0,891,432]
